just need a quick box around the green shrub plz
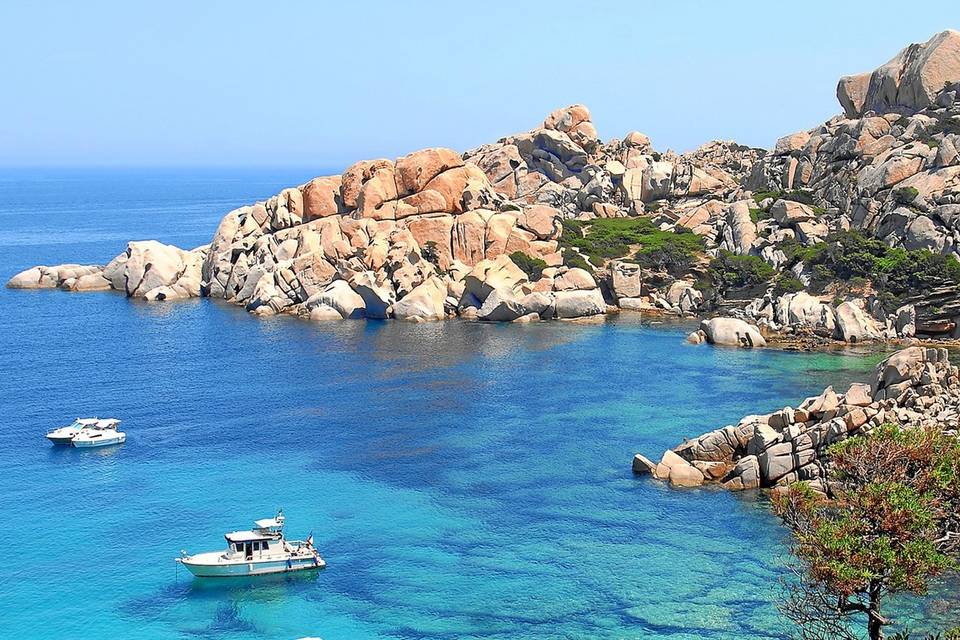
[561,248,594,273]
[771,275,805,297]
[781,190,816,206]
[894,186,919,204]
[508,251,548,281]
[749,207,772,223]
[559,217,704,270]
[752,190,783,205]
[708,250,775,289]
[783,230,960,305]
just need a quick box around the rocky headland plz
[9,30,960,345]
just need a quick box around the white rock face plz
[7,265,103,289]
[309,280,366,319]
[553,289,606,319]
[6,243,206,302]
[834,301,881,343]
[103,240,208,300]
[608,261,641,299]
[699,317,766,348]
[462,255,528,304]
[392,276,447,321]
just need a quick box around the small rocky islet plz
[9,29,960,350]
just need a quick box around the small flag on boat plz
[306,533,314,547]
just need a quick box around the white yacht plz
[46,418,121,445]
[176,510,325,577]
[71,419,125,448]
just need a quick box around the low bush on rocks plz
[749,207,772,223]
[560,248,594,273]
[560,218,703,269]
[508,251,547,281]
[707,250,775,290]
[771,275,805,297]
[894,186,920,204]
[788,231,960,302]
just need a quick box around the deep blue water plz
[0,169,956,639]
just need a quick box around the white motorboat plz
[46,418,120,445]
[71,419,125,448]
[176,510,324,578]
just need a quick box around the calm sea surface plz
[0,169,955,639]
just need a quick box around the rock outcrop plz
[636,346,960,490]
[693,317,766,348]
[744,291,916,343]
[7,241,206,300]
[838,30,960,117]
[10,30,960,336]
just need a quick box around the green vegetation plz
[891,628,960,640]
[749,207,771,224]
[928,116,960,137]
[560,247,594,273]
[771,275,805,297]
[707,250,775,290]
[559,218,704,273]
[774,425,960,640]
[508,251,547,281]
[894,186,919,205]
[780,230,960,304]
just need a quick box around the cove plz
[0,169,953,639]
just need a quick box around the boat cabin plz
[223,513,286,560]
[224,530,277,560]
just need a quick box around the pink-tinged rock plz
[623,131,651,149]
[396,165,485,218]
[451,210,488,266]
[552,268,596,291]
[395,148,464,196]
[838,72,870,117]
[302,176,343,221]
[341,159,394,211]
[517,205,561,240]
[484,212,518,259]
[356,162,399,219]
[504,227,537,256]
[405,215,455,270]
[7,266,44,288]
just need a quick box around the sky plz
[0,1,956,170]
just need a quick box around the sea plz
[0,168,955,639]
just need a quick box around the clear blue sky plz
[0,1,955,169]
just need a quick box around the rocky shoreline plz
[634,346,960,492]
[9,30,960,348]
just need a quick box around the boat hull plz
[73,433,126,448]
[46,434,76,445]
[180,555,325,577]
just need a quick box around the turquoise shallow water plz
[0,169,956,639]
